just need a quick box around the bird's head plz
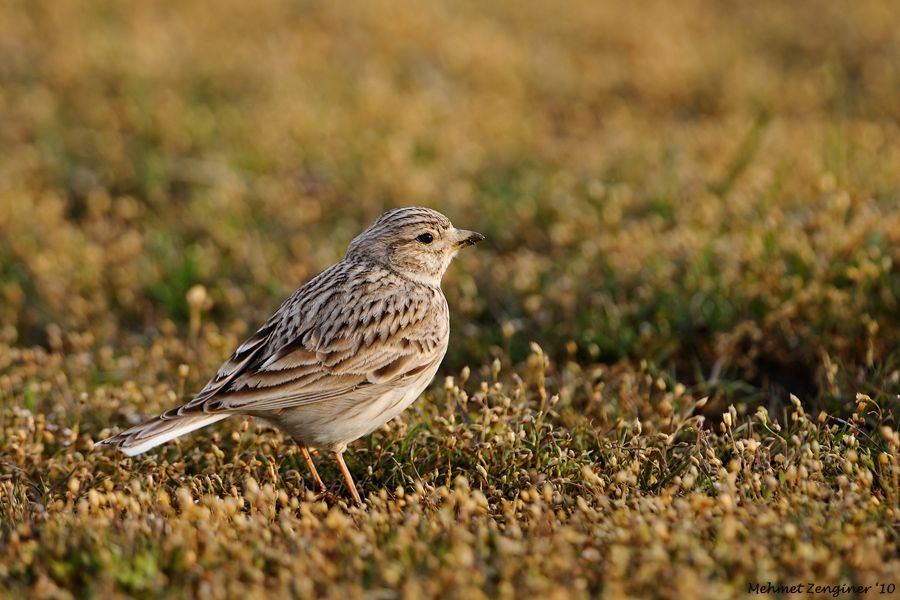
[346,207,484,286]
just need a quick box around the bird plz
[97,207,483,506]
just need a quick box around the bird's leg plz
[296,442,327,494]
[333,451,362,506]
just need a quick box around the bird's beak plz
[454,229,485,247]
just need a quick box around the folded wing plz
[169,265,447,417]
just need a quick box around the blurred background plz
[1,0,898,412]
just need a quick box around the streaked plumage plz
[97,207,483,505]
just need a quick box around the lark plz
[98,207,483,505]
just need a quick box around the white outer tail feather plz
[103,414,230,456]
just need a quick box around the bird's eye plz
[416,233,434,244]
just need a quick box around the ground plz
[1,0,899,598]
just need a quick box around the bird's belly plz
[269,363,439,451]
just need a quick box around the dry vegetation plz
[1,0,899,598]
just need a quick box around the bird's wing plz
[181,320,278,407]
[172,266,447,416]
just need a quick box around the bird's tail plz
[96,413,229,456]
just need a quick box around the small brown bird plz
[98,207,483,505]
